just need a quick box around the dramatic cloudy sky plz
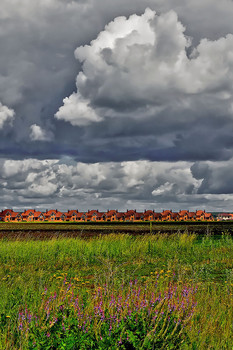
[1,0,233,212]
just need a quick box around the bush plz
[18,278,197,349]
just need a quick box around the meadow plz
[0,232,232,349]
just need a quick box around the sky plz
[1,0,233,212]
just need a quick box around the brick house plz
[125,210,137,222]
[144,210,154,221]
[106,210,118,221]
[161,210,173,221]
[0,209,14,221]
[64,210,79,222]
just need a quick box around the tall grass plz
[0,233,232,349]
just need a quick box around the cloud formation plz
[56,9,233,127]
[1,1,233,210]
[52,7,233,166]
[30,124,54,142]
[0,103,15,129]
[1,157,232,212]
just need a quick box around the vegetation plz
[0,233,232,349]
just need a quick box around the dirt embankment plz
[0,222,233,239]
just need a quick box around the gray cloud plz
[54,8,233,163]
[1,157,233,212]
[0,102,15,128]
[30,124,54,142]
[191,160,233,195]
[1,0,233,210]
[0,158,198,210]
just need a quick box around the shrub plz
[18,277,197,349]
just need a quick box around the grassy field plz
[0,233,232,349]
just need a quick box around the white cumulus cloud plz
[55,92,102,126]
[0,102,15,128]
[55,8,233,128]
[30,124,54,141]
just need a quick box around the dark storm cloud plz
[1,0,233,210]
[0,0,233,161]
[191,161,233,195]
[56,8,233,163]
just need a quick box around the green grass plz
[0,233,232,349]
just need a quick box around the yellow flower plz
[6,316,10,318]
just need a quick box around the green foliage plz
[0,233,232,349]
[17,278,195,349]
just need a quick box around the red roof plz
[87,210,99,215]
[116,212,125,219]
[179,210,189,216]
[162,210,172,217]
[54,211,66,218]
[218,213,233,217]
[66,210,78,215]
[76,212,85,219]
[144,211,155,219]
[171,213,179,219]
[64,210,79,218]
[125,210,136,218]
[22,209,37,216]
[106,210,117,217]
[44,210,57,216]
[96,212,106,219]
[10,212,21,218]
[144,210,154,215]
[162,210,172,214]
[0,209,14,216]
[135,212,143,220]
[204,213,212,218]
[196,210,205,216]
[33,211,44,218]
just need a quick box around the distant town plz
[0,209,232,222]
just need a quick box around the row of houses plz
[0,209,215,222]
[216,213,233,221]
